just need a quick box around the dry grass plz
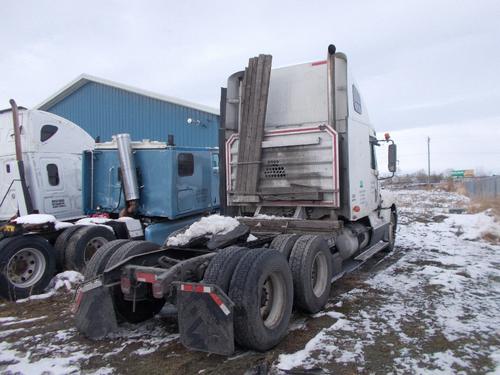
[468,197,500,218]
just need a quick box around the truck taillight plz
[120,277,131,295]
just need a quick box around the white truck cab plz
[0,108,94,222]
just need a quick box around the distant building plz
[36,74,219,147]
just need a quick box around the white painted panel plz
[265,62,328,128]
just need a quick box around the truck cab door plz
[0,158,18,220]
[37,157,72,217]
[369,138,381,206]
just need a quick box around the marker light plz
[384,133,390,141]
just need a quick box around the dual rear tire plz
[55,225,116,273]
[204,247,293,352]
[203,234,333,351]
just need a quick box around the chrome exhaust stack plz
[116,133,139,216]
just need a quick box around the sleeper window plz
[41,125,58,142]
[178,153,194,177]
[47,164,60,186]
[352,85,362,115]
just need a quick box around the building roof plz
[35,73,219,115]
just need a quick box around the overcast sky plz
[1,0,499,173]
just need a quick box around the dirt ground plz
[1,189,499,374]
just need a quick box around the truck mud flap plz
[73,278,118,339]
[175,282,235,355]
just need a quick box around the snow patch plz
[166,215,240,246]
[75,217,111,225]
[246,234,258,242]
[2,316,47,326]
[49,270,84,291]
[13,214,56,225]
[54,221,74,230]
[16,271,83,303]
[273,189,500,374]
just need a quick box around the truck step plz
[354,241,388,262]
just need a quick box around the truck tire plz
[54,225,84,271]
[0,235,56,300]
[84,239,130,280]
[203,246,246,292]
[64,226,116,272]
[105,241,164,323]
[270,234,300,259]
[228,248,293,351]
[289,235,332,313]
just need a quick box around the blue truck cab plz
[82,137,219,244]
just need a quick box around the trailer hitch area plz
[73,277,119,339]
[174,282,235,356]
[120,265,165,300]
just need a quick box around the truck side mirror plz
[388,144,397,173]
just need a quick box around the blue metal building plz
[36,74,219,147]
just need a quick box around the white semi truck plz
[74,45,398,355]
[0,102,94,222]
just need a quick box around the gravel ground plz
[0,189,499,375]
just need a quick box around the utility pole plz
[427,136,431,187]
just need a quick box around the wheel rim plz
[84,237,108,262]
[311,252,328,297]
[7,248,46,288]
[260,272,286,329]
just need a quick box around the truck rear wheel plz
[203,246,246,292]
[65,226,116,272]
[289,235,332,313]
[84,239,130,279]
[270,234,300,259]
[54,225,84,271]
[0,236,56,300]
[228,248,293,351]
[106,241,165,323]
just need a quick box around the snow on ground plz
[275,189,500,374]
[167,214,240,246]
[1,188,499,374]
[0,304,179,374]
